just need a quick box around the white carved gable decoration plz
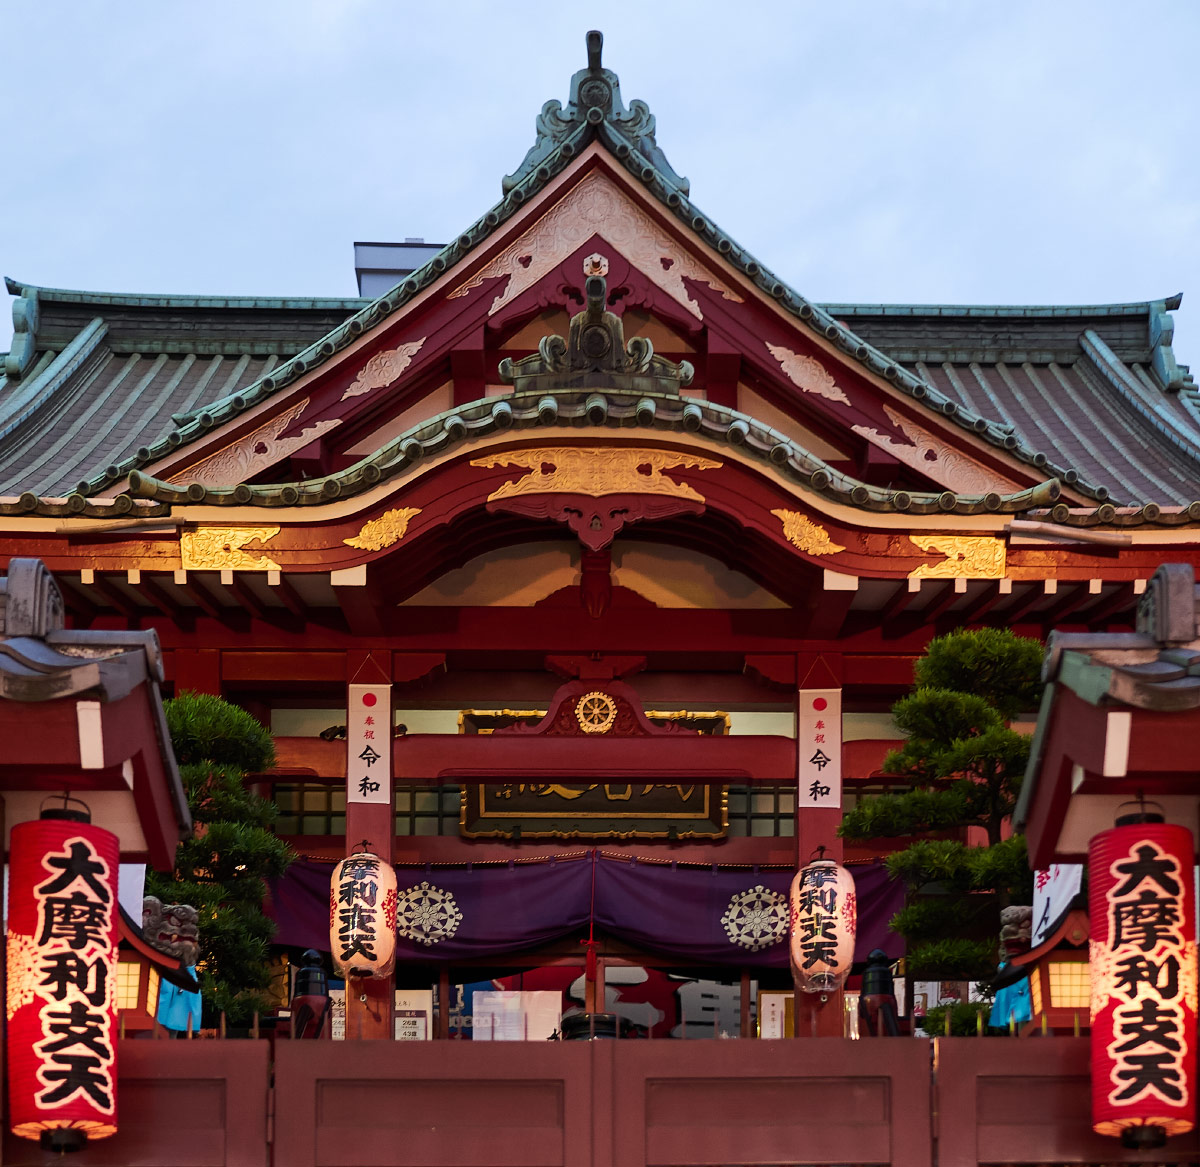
[342,338,427,401]
[450,171,741,320]
[169,399,341,488]
[766,343,851,405]
[852,407,1019,495]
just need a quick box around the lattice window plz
[273,783,346,837]
[395,785,462,836]
[725,784,795,837]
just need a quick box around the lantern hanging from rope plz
[1089,809,1196,1148]
[789,854,856,993]
[7,800,120,1152]
[330,845,397,979]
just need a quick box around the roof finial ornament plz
[502,29,689,197]
[498,272,694,394]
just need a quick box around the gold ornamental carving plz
[908,535,1006,580]
[471,447,720,503]
[342,338,427,401]
[766,344,851,406]
[180,526,281,571]
[343,507,422,551]
[770,509,846,556]
[449,171,741,320]
[575,692,617,734]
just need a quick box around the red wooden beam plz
[1036,583,1096,631]
[997,580,1052,627]
[139,574,189,625]
[58,577,99,627]
[270,572,309,620]
[178,573,226,622]
[802,587,856,640]
[333,577,386,637]
[88,572,143,622]
[271,733,797,782]
[1076,582,1136,628]
[143,604,941,657]
[885,581,956,640]
[876,581,919,630]
[227,575,272,624]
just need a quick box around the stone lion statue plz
[142,895,200,966]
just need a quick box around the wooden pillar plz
[794,987,844,1037]
[437,966,451,1040]
[0,793,6,1158]
[344,651,394,1040]
[793,652,845,1037]
[793,651,844,865]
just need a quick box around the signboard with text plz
[797,688,841,809]
[347,684,392,805]
[459,709,729,838]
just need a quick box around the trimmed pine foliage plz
[839,629,1040,980]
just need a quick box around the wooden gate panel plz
[0,1041,270,1167]
[273,1041,594,1167]
[937,1037,1200,1166]
[607,1038,932,1167]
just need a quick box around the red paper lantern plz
[1089,821,1196,1143]
[6,812,120,1149]
[330,851,397,979]
[789,858,856,993]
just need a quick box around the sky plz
[2,1,1198,356]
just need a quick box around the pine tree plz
[146,692,294,1024]
[838,629,1043,980]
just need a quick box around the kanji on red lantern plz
[1089,822,1197,1141]
[7,817,120,1145]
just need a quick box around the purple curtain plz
[268,855,903,967]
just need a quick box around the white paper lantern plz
[330,852,397,979]
[789,859,856,993]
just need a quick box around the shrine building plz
[2,30,1199,1167]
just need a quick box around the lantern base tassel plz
[40,1128,87,1153]
[1120,1125,1167,1151]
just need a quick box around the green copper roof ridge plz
[74,33,1114,503]
[1079,329,1200,471]
[4,278,370,313]
[1025,500,1200,527]
[125,386,1072,521]
[0,492,170,520]
[7,273,1177,323]
[821,295,1183,318]
[0,317,109,452]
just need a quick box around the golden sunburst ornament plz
[575,691,617,734]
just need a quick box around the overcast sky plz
[2,1,1198,357]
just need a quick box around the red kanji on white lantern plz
[789,858,856,993]
[1089,821,1196,1142]
[330,851,397,979]
[6,813,120,1148]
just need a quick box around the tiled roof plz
[0,284,364,495]
[25,33,1139,503]
[1016,562,1200,832]
[2,288,1197,509]
[1035,562,1200,712]
[912,355,1200,506]
[125,385,1066,518]
[0,33,1196,512]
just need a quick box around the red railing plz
[6,1037,1197,1167]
